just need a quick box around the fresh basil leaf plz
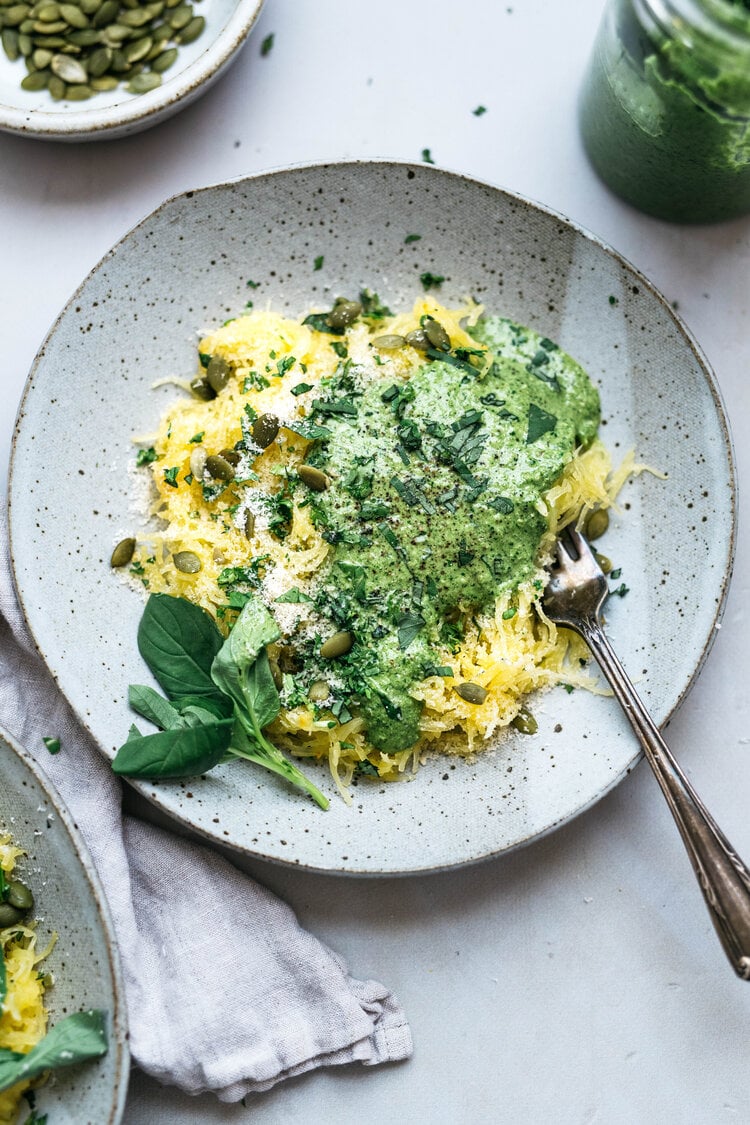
[137,594,225,700]
[112,719,233,779]
[128,685,182,730]
[240,649,281,730]
[526,403,557,444]
[275,587,314,604]
[173,694,233,720]
[178,704,229,728]
[281,417,332,442]
[396,611,425,651]
[0,1010,108,1094]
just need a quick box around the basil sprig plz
[0,1009,108,1094]
[112,594,329,809]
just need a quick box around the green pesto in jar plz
[306,316,600,752]
[580,0,750,222]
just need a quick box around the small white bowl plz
[0,0,263,141]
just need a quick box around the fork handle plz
[579,617,750,980]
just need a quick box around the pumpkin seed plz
[50,50,86,80]
[243,510,255,539]
[320,631,353,660]
[127,69,160,91]
[92,0,118,25]
[511,707,538,735]
[7,879,33,911]
[31,32,66,43]
[102,21,129,41]
[59,2,89,26]
[405,328,430,351]
[31,45,51,64]
[372,334,406,350]
[67,26,100,43]
[150,20,171,39]
[110,537,135,567]
[423,317,450,351]
[18,17,35,30]
[47,72,65,95]
[1,27,20,57]
[584,508,609,541]
[252,412,279,449]
[204,453,235,482]
[594,552,613,574]
[327,298,362,331]
[173,550,201,574]
[86,42,110,72]
[89,72,117,87]
[308,680,330,702]
[189,446,206,479]
[17,30,31,51]
[455,682,488,705]
[110,47,128,69]
[32,18,67,30]
[0,903,24,928]
[118,4,150,23]
[20,66,49,87]
[206,354,230,393]
[175,13,201,42]
[37,2,60,19]
[150,43,175,69]
[166,2,190,27]
[218,447,241,467]
[3,4,31,25]
[65,80,91,96]
[189,375,216,401]
[123,33,151,61]
[79,0,101,14]
[298,464,329,492]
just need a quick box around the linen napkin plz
[0,510,412,1099]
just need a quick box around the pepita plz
[123,33,151,61]
[86,42,110,73]
[243,510,255,540]
[189,375,216,401]
[173,550,201,574]
[91,0,118,26]
[204,453,235,482]
[166,3,191,28]
[189,446,206,480]
[298,464,329,492]
[150,43,175,69]
[372,334,406,350]
[89,72,117,87]
[110,537,136,567]
[405,328,430,351]
[20,66,49,87]
[455,682,488,705]
[308,680,330,702]
[50,50,87,80]
[2,4,31,25]
[47,72,65,96]
[175,13,201,42]
[65,80,92,96]
[1,27,20,58]
[511,707,538,735]
[59,3,89,26]
[584,507,609,541]
[326,298,362,331]
[252,412,279,449]
[320,631,354,660]
[206,353,230,393]
[127,69,160,92]
[423,317,450,351]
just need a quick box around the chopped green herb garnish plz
[136,447,158,466]
[525,403,557,444]
[473,105,487,116]
[291,382,314,396]
[420,271,445,291]
[313,255,324,271]
[42,736,61,754]
[421,148,434,163]
[188,432,204,444]
[396,611,425,651]
[163,466,180,488]
[404,233,422,244]
[275,587,314,604]
[260,32,274,55]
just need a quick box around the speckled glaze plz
[0,0,263,142]
[8,161,736,875]
[0,725,128,1123]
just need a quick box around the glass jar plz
[579,0,750,222]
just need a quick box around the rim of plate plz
[7,159,738,875]
[0,0,264,140]
[0,722,130,1119]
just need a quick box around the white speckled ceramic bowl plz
[0,725,128,1123]
[8,161,736,874]
[0,0,263,141]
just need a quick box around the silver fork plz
[543,524,750,979]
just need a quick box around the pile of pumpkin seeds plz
[0,0,205,100]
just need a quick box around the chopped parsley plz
[163,466,180,488]
[420,271,445,291]
[404,233,422,244]
[260,32,274,56]
[136,446,158,466]
[313,254,324,271]
[42,736,61,754]
[473,105,487,116]
[421,148,434,163]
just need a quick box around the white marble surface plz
[2,0,750,1121]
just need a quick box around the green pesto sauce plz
[307,316,599,753]
[580,0,750,222]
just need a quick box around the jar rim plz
[636,0,750,53]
